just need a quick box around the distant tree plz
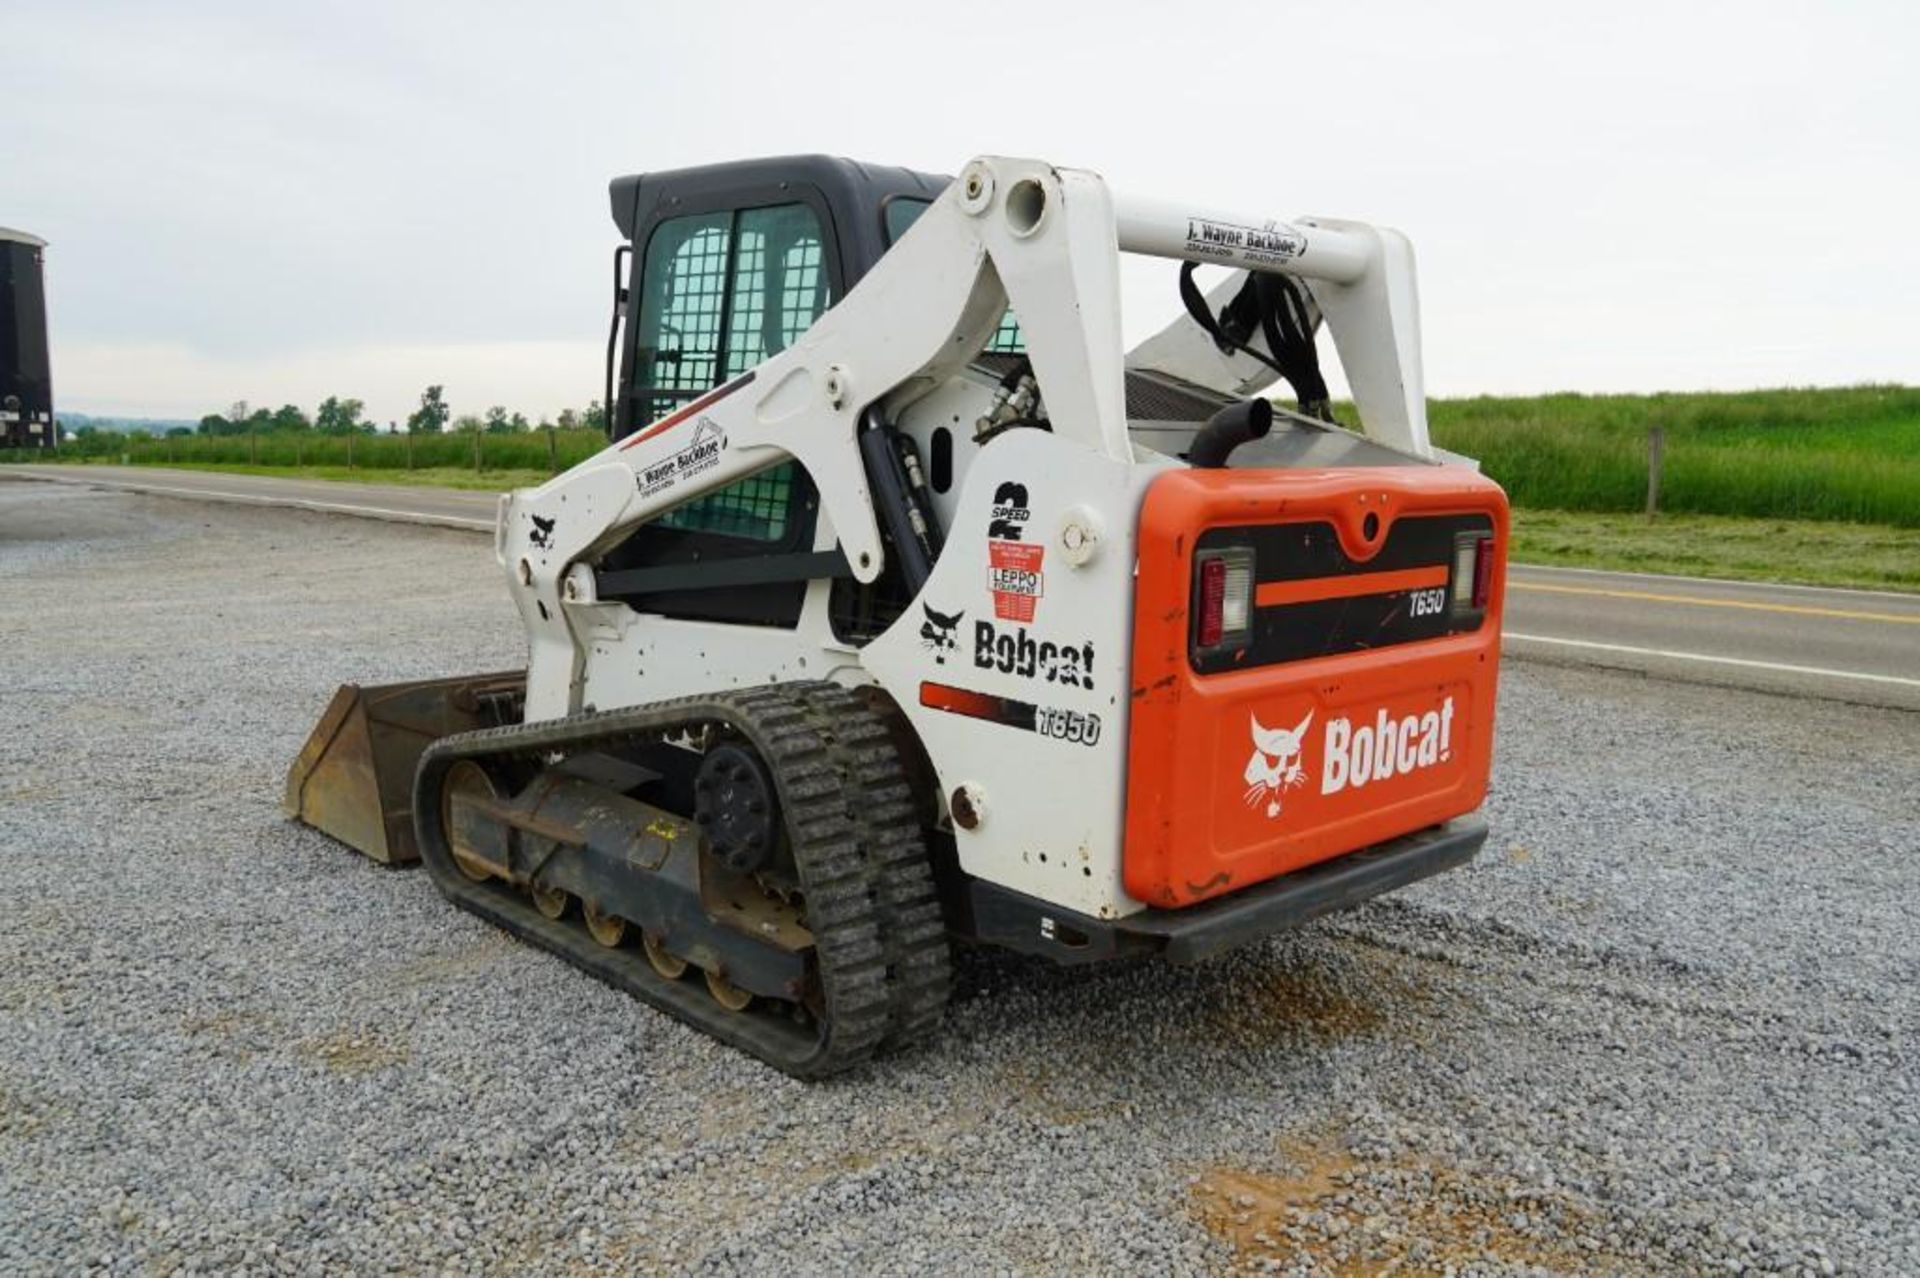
[270,404,310,433]
[556,408,581,431]
[200,411,254,436]
[407,385,450,434]
[483,405,511,434]
[582,400,608,433]
[508,411,530,432]
[315,396,368,434]
[165,426,193,438]
[451,413,486,434]
[228,400,249,425]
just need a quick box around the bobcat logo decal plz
[1244,710,1313,819]
[921,604,964,663]
[528,515,556,550]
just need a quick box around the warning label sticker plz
[988,542,1045,622]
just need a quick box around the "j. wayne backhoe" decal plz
[1244,697,1457,820]
[637,416,726,498]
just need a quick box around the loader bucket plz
[284,671,526,865]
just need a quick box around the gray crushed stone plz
[0,480,1914,1275]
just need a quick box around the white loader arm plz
[498,156,1430,718]
[1119,200,1430,457]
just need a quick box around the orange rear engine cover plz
[1124,465,1508,909]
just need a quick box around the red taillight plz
[1194,548,1254,651]
[1452,532,1495,615]
[1197,556,1226,647]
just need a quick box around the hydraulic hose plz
[858,407,937,592]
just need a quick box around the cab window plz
[634,202,831,542]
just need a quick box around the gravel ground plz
[1,481,1915,1275]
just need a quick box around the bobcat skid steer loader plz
[285,155,1508,1077]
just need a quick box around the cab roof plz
[607,154,947,242]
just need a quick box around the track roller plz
[583,901,628,948]
[705,969,754,1012]
[643,932,687,979]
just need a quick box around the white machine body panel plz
[860,429,1171,918]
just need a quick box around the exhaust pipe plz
[1186,399,1273,469]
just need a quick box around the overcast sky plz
[7,0,1916,424]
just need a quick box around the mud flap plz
[283,671,525,864]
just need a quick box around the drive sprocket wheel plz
[694,742,781,875]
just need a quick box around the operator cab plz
[606,154,1233,447]
[599,156,1023,640]
[607,155,973,442]
[598,155,1242,644]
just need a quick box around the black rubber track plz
[787,684,952,1051]
[410,683,947,1079]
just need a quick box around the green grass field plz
[1428,384,1920,527]
[1509,509,1920,592]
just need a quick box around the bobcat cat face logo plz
[1244,710,1313,819]
[921,605,964,663]
[988,481,1030,541]
[528,515,556,550]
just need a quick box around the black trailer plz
[1,227,53,449]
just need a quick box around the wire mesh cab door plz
[597,157,950,628]
[600,177,847,627]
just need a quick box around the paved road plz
[6,463,1916,710]
[1504,564,1919,710]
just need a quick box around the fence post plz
[1645,425,1664,519]
[547,426,558,473]
[473,430,482,475]
[249,431,258,465]
[406,430,414,470]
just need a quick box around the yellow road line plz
[1510,581,1920,625]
